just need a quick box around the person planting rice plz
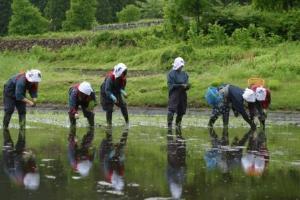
[167,57,190,133]
[100,63,129,127]
[205,84,257,136]
[68,81,96,132]
[3,69,41,132]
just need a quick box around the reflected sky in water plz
[0,124,300,200]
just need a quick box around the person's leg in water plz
[3,94,15,131]
[16,101,26,131]
[69,113,77,139]
[82,105,95,130]
[175,114,183,135]
[167,111,174,134]
[118,95,129,127]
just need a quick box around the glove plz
[110,94,117,103]
[120,89,128,98]
[75,113,79,119]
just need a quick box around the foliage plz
[138,0,164,19]
[117,4,141,22]
[8,0,49,35]
[253,0,300,11]
[29,0,47,14]
[163,0,188,37]
[96,0,138,24]
[0,0,12,36]
[44,0,70,31]
[62,0,96,31]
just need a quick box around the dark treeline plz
[0,0,300,36]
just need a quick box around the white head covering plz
[172,57,185,70]
[243,88,256,102]
[113,63,127,78]
[23,172,40,190]
[77,160,92,177]
[25,69,42,82]
[111,171,124,191]
[255,87,267,101]
[169,182,182,199]
[78,81,93,96]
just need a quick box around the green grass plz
[0,28,300,110]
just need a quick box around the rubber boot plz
[121,106,129,127]
[69,115,77,140]
[19,114,26,131]
[167,112,174,133]
[175,115,183,136]
[106,111,113,128]
[221,124,229,145]
[87,114,95,131]
[3,112,12,131]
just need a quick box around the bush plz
[117,5,141,23]
[9,0,49,35]
[62,0,96,31]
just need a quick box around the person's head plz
[172,57,185,71]
[78,81,93,96]
[242,88,256,103]
[25,69,42,83]
[23,172,40,190]
[113,63,127,78]
[77,160,92,177]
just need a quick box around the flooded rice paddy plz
[0,110,299,200]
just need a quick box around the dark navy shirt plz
[69,85,96,115]
[4,73,38,101]
[167,70,189,94]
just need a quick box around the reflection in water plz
[2,129,40,190]
[204,128,269,177]
[241,130,269,177]
[99,128,129,192]
[167,130,186,199]
[68,128,95,177]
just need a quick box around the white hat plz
[243,88,256,102]
[255,87,267,101]
[173,57,185,70]
[23,172,40,190]
[169,182,182,199]
[113,63,127,78]
[111,171,124,191]
[242,153,265,176]
[78,81,93,95]
[77,160,92,177]
[25,69,42,82]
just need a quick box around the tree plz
[8,0,49,35]
[0,0,12,36]
[96,0,138,24]
[163,0,186,36]
[44,0,70,31]
[253,0,300,11]
[138,0,164,19]
[62,0,97,31]
[30,0,48,14]
[117,4,141,22]
[96,0,113,24]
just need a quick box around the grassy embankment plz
[0,26,299,110]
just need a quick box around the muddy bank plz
[22,104,300,126]
[54,67,160,77]
[0,37,87,51]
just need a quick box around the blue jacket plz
[4,73,38,101]
[167,70,189,94]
